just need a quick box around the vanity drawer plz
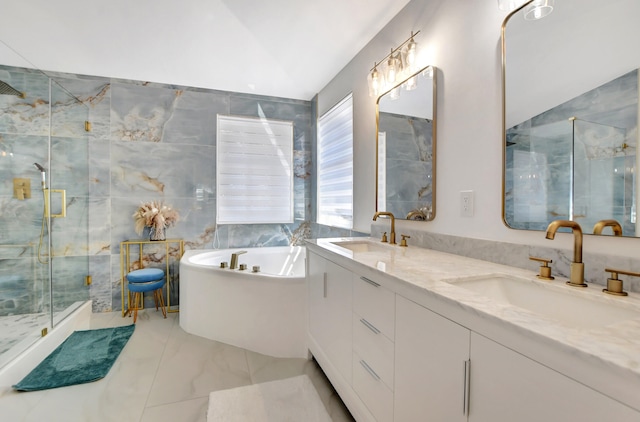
[353,273,395,340]
[353,313,394,389]
[353,352,394,422]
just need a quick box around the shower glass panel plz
[0,65,90,368]
[505,118,632,234]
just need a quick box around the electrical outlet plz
[460,190,474,217]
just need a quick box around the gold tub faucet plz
[545,220,586,287]
[373,212,396,244]
[230,250,247,270]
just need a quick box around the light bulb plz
[368,65,382,98]
[386,55,397,84]
[405,38,417,70]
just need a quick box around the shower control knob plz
[220,261,228,269]
[239,264,247,271]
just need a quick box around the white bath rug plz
[207,374,332,422]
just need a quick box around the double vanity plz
[305,237,640,421]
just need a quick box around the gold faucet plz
[593,219,623,236]
[230,250,247,270]
[373,212,396,244]
[406,209,427,220]
[545,220,586,287]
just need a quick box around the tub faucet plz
[593,219,623,236]
[230,250,247,270]
[373,211,396,244]
[545,220,586,287]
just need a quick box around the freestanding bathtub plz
[179,246,307,359]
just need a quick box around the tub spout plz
[230,250,247,270]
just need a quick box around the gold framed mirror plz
[376,65,437,221]
[502,0,639,237]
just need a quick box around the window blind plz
[317,94,353,229]
[217,115,294,224]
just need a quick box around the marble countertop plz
[306,237,640,410]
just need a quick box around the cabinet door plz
[307,252,353,383]
[394,296,471,422]
[469,332,640,422]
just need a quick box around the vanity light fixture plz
[367,31,420,98]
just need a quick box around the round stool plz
[126,268,166,323]
[127,268,164,283]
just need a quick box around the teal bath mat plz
[13,325,135,391]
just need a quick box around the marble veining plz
[506,69,638,233]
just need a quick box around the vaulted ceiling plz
[1,0,412,100]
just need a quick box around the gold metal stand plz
[120,238,184,317]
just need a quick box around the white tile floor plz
[0,309,354,422]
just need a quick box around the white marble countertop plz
[306,237,640,410]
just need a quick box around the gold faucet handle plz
[381,232,388,243]
[603,268,640,296]
[400,234,410,247]
[529,256,554,280]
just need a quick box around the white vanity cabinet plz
[306,241,640,422]
[469,332,639,422]
[394,296,639,422]
[394,295,470,422]
[352,274,396,422]
[307,251,353,384]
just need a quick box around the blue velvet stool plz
[126,268,167,323]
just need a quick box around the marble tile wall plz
[506,69,638,233]
[379,112,433,219]
[0,65,365,315]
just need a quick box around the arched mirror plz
[376,65,437,221]
[502,0,639,237]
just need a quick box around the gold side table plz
[120,238,184,317]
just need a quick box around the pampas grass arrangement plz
[133,201,179,239]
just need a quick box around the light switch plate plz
[460,190,474,217]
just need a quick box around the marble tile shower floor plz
[0,310,354,422]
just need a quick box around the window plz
[317,94,353,229]
[216,115,293,224]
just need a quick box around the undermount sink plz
[330,240,392,253]
[448,275,640,330]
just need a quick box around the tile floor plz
[0,309,354,422]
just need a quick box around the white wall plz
[317,0,640,259]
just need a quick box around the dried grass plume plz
[133,201,179,235]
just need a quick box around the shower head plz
[0,80,25,98]
[34,162,46,187]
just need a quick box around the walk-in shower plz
[0,65,91,369]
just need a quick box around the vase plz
[150,226,166,241]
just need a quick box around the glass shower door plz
[0,67,90,369]
[49,79,90,326]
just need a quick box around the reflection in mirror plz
[376,65,436,221]
[502,0,639,237]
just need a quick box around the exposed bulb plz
[405,37,417,70]
[386,54,397,85]
[370,66,381,97]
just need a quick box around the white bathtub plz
[179,246,307,359]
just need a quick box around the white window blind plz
[317,94,353,229]
[217,115,294,224]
